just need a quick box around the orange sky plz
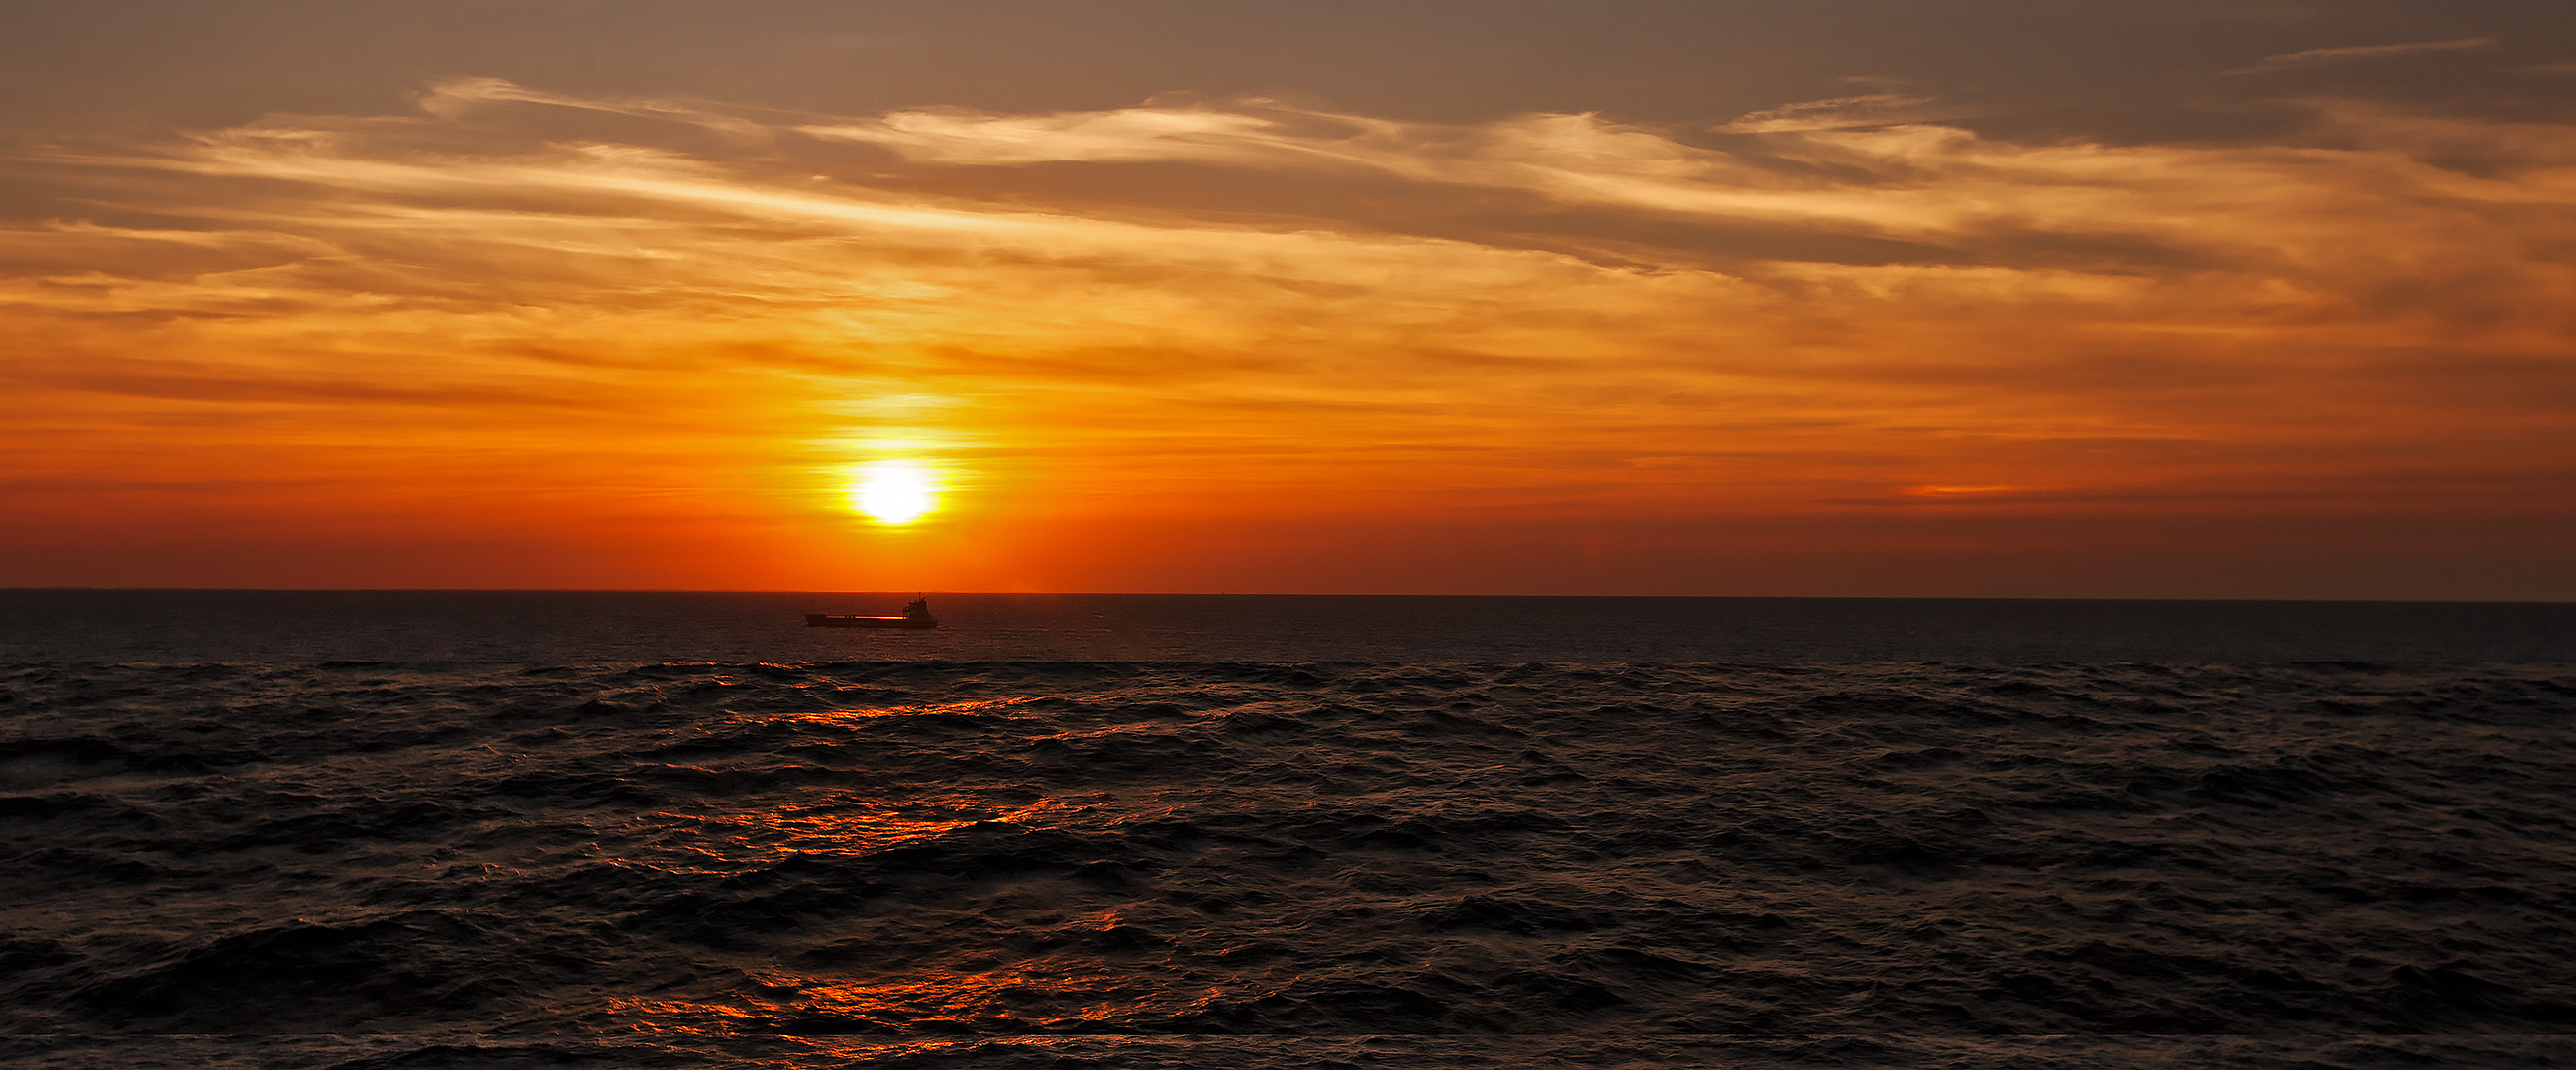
[4,3,2572,596]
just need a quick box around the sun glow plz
[847,460,942,525]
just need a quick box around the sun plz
[846,460,941,525]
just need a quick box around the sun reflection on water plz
[604,960,1242,1034]
[588,688,1249,1036]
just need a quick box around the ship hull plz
[804,614,938,629]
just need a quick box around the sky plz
[3,1,2572,597]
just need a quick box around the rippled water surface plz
[3,593,2572,1066]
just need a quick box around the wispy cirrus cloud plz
[2228,36,2498,74]
[1716,93,1936,133]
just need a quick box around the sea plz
[3,590,2573,1069]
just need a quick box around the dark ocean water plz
[3,591,2573,1068]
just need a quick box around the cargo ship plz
[805,597,938,629]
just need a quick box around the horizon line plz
[5,587,2571,607]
